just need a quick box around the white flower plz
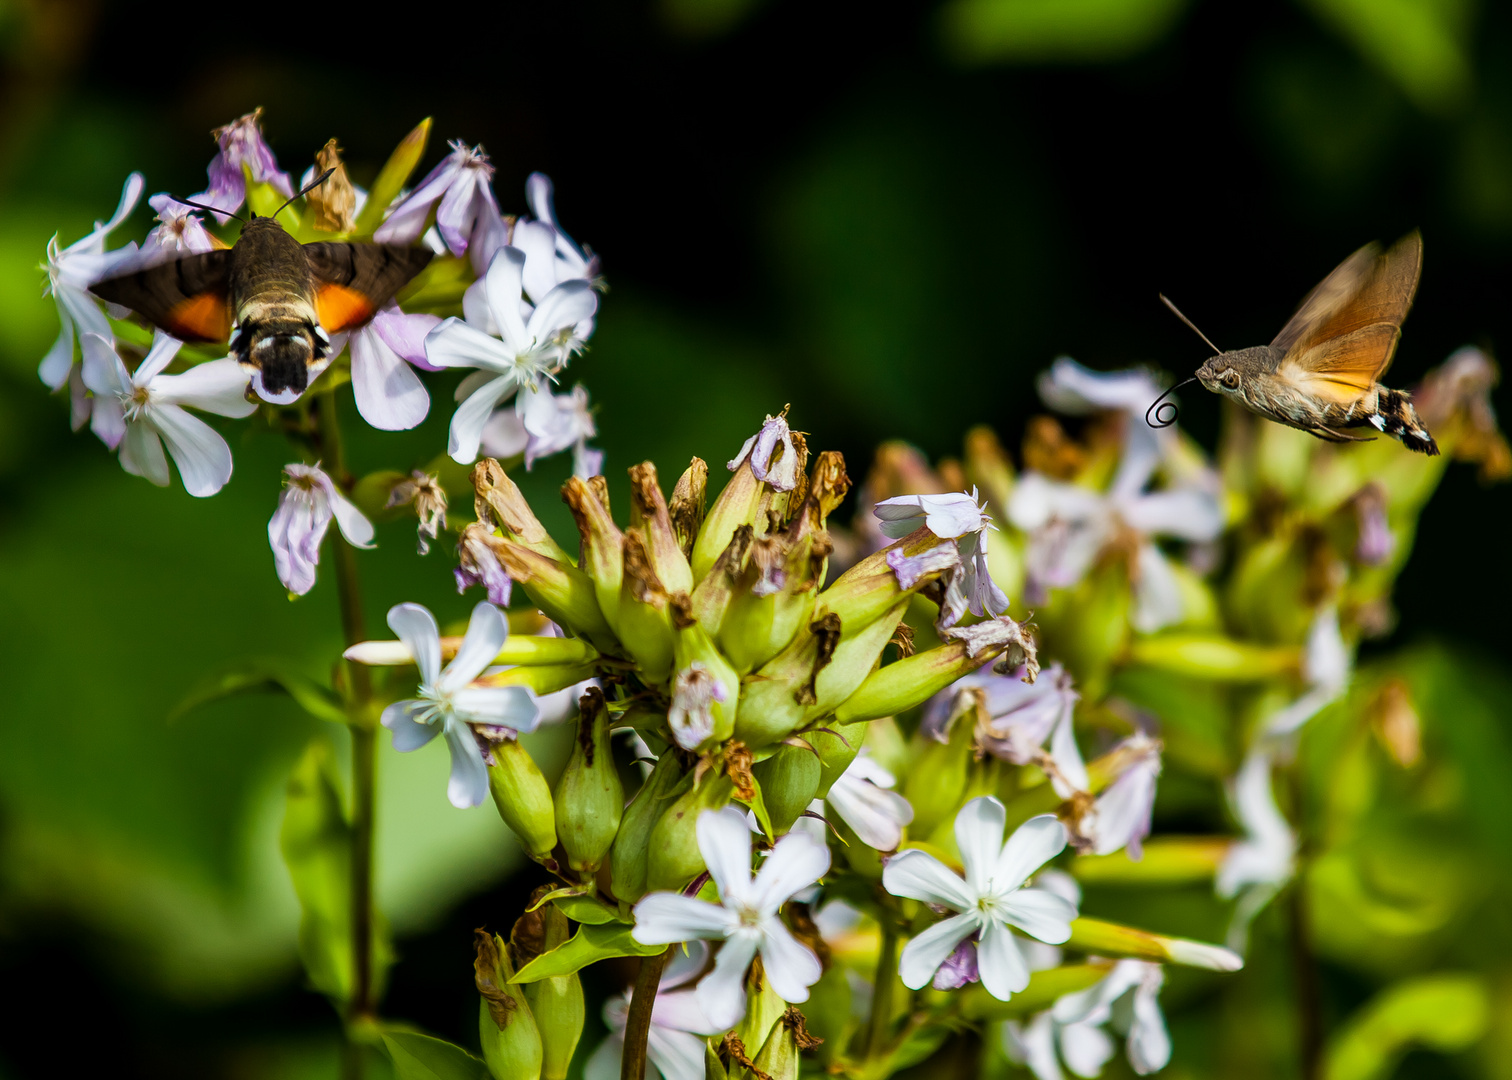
[1261,606,1350,738]
[727,413,801,491]
[39,172,144,393]
[513,383,603,476]
[632,808,830,1030]
[1083,733,1162,859]
[667,663,727,750]
[424,247,599,464]
[1216,747,1294,900]
[583,944,719,1080]
[1005,959,1171,1079]
[823,752,914,851]
[373,602,540,808]
[80,330,257,497]
[138,194,218,263]
[882,799,1076,1001]
[875,489,1009,621]
[331,306,441,432]
[268,463,375,596]
[524,172,602,288]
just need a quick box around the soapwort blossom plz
[190,108,294,220]
[375,140,507,268]
[632,808,830,1030]
[1082,733,1162,859]
[425,247,599,463]
[139,194,218,262]
[268,464,375,596]
[1004,960,1171,1079]
[80,330,256,496]
[482,384,603,475]
[728,412,802,491]
[821,751,914,851]
[39,172,144,396]
[1216,746,1295,951]
[525,172,602,288]
[667,663,727,750]
[876,489,1009,621]
[368,602,540,809]
[454,522,513,606]
[882,799,1076,1001]
[332,305,442,431]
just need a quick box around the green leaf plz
[510,921,662,983]
[381,1030,489,1080]
[552,894,627,925]
[1324,973,1489,1080]
[173,657,348,725]
[353,118,433,237]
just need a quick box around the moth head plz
[1197,359,1243,395]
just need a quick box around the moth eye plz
[1222,370,1241,389]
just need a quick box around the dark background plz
[0,0,1508,1075]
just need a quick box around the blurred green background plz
[1,0,1510,1076]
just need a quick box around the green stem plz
[317,393,379,1046]
[865,920,900,1064]
[621,947,672,1080]
[1287,768,1321,1080]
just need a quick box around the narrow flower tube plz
[1064,918,1242,971]
[816,526,954,632]
[691,457,764,582]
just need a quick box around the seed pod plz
[523,905,584,1080]
[476,930,543,1080]
[489,740,558,861]
[646,772,734,893]
[752,743,822,834]
[553,689,624,872]
[610,753,685,903]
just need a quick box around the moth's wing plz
[1269,242,1380,355]
[88,251,234,343]
[303,243,434,332]
[1274,231,1423,405]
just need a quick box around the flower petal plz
[327,487,375,548]
[351,324,430,431]
[449,376,514,464]
[451,686,540,734]
[897,914,978,991]
[696,934,759,1031]
[976,919,1031,1000]
[758,919,822,1003]
[441,601,509,688]
[748,830,830,917]
[1128,975,1172,1074]
[881,849,974,911]
[697,807,755,906]
[149,404,234,497]
[646,1026,710,1080]
[382,701,441,752]
[424,317,516,374]
[827,775,912,851]
[633,894,737,944]
[526,278,598,341]
[994,814,1068,894]
[483,247,532,353]
[955,795,1008,896]
[998,887,1076,944]
[119,418,169,486]
[151,358,258,417]
[442,717,489,808]
[387,602,442,686]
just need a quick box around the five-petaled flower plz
[80,330,257,496]
[1005,959,1171,1080]
[268,463,375,596]
[375,140,507,270]
[370,601,540,808]
[882,798,1077,1001]
[632,807,830,1030]
[191,108,294,221]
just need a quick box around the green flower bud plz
[472,458,574,564]
[646,772,734,893]
[688,526,752,636]
[731,968,788,1062]
[692,459,763,581]
[670,457,710,557]
[524,906,584,1080]
[630,463,694,596]
[718,536,817,673]
[562,475,624,632]
[483,662,599,696]
[554,689,624,872]
[814,527,945,633]
[489,740,558,861]
[616,529,678,684]
[749,1012,800,1080]
[752,743,821,833]
[492,539,618,650]
[902,694,976,837]
[610,753,685,903]
[475,930,543,1080]
[1125,634,1299,682]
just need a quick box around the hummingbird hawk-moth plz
[89,170,432,403]
[1150,231,1437,455]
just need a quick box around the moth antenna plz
[272,167,336,220]
[1159,294,1222,355]
[1146,375,1198,430]
[170,196,246,223]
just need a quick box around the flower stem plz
[865,920,900,1064]
[316,392,379,1052]
[621,946,672,1080]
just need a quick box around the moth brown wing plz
[1269,242,1380,356]
[88,250,234,343]
[1274,232,1423,403]
[303,243,434,332]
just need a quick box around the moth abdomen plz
[234,316,326,398]
[1370,389,1439,456]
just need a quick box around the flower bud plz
[489,740,558,861]
[630,462,694,596]
[752,743,822,833]
[670,457,709,556]
[692,458,763,581]
[492,539,618,649]
[1124,634,1299,682]
[473,458,573,564]
[1066,917,1243,971]
[562,475,624,631]
[616,530,677,684]
[610,752,684,902]
[553,688,624,872]
[481,662,598,696]
[688,525,751,636]
[815,527,949,632]
[646,772,735,893]
[523,906,584,1080]
[718,536,817,673]
[748,1008,810,1080]
[476,930,543,1080]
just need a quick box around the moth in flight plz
[1150,232,1437,455]
[90,170,433,404]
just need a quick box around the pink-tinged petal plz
[39,320,75,390]
[697,807,756,905]
[998,888,1076,945]
[1047,705,1089,796]
[898,914,978,991]
[435,173,486,255]
[443,717,489,808]
[651,987,721,1035]
[1128,975,1172,1073]
[449,376,514,464]
[481,408,529,459]
[994,814,1068,893]
[976,920,1031,1000]
[749,830,830,917]
[90,393,125,450]
[382,701,441,752]
[351,324,430,431]
[372,307,444,369]
[645,1027,710,1080]
[373,152,466,245]
[881,849,973,911]
[79,332,131,398]
[827,777,912,852]
[387,603,443,687]
[695,934,759,1030]
[725,433,758,473]
[468,193,510,277]
[759,919,822,1003]
[327,487,375,548]
[152,358,258,418]
[443,601,510,688]
[270,495,322,595]
[149,404,233,497]
[955,796,1008,895]
[632,894,737,944]
[119,419,170,486]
